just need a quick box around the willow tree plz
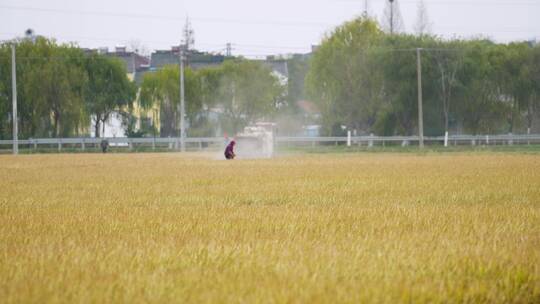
[0,44,11,139]
[526,45,540,133]
[139,65,202,137]
[9,37,89,137]
[215,60,283,134]
[84,54,136,138]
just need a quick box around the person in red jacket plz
[224,140,236,160]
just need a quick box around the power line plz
[337,0,540,5]
[0,32,314,53]
[1,4,537,52]
[399,0,540,5]
[0,5,332,28]
[1,3,538,36]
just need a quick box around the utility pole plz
[416,48,424,148]
[362,0,369,17]
[226,43,232,57]
[390,0,394,34]
[179,47,186,152]
[11,44,18,155]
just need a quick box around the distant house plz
[105,46,150,82]
[150,47,180,69]
[150,46,227,71]
[150,46,291,83]
[261,56,289,86]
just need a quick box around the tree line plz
[0,37,136,139]
[0,37,285,139]
[138,60,283,137]
[306,18,540,136]
[2,19,539,139]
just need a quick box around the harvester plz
[234,122,276,159]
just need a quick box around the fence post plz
[152,137,156,150]
[485,135,489,145]
[33,139,37,151]
[444,131,449,147]
[347,131,351,147]
[58,139,62,152]
[81,138,85,151]
[368,133,374,148]
[508,133,513,145]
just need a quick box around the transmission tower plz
[226,43,232,57]
[362,0,370,17]
[182,17,195,51]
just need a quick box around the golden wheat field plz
[0,152,539,303]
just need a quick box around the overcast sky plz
[1,0,539,57]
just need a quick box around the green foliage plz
[0,46,12,138]
[2,24,539,140]
[85,54,136,137]
[139,59,284,136]
[307,17,385,136]
[139,65,204,137]
[306,17,540,136]
[1,38,89,137]
[0,37,134,139]
[216,60,283,133]
[286,54,310,106]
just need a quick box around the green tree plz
[456,41,507,134]
[216,60,283,134]
[1,38,90,138]
[307,17,386,135]
[286,54,310,106]
[139,65,203,137]
[11,38,88,137]
[525,45,540,133]
[84,53,136,138]
[433,40,465,135]
[501,42,537,133]
[304,16,540,137]
[190,66,224,137]
[0,44,11,139]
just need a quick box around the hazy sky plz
[1,0,539,57]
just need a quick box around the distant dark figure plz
[224,140,236,160]
[100,139,109,153]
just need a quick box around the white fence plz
[278,134,540,147]
[1,134,540,153]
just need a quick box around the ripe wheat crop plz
[1,153,539,303]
